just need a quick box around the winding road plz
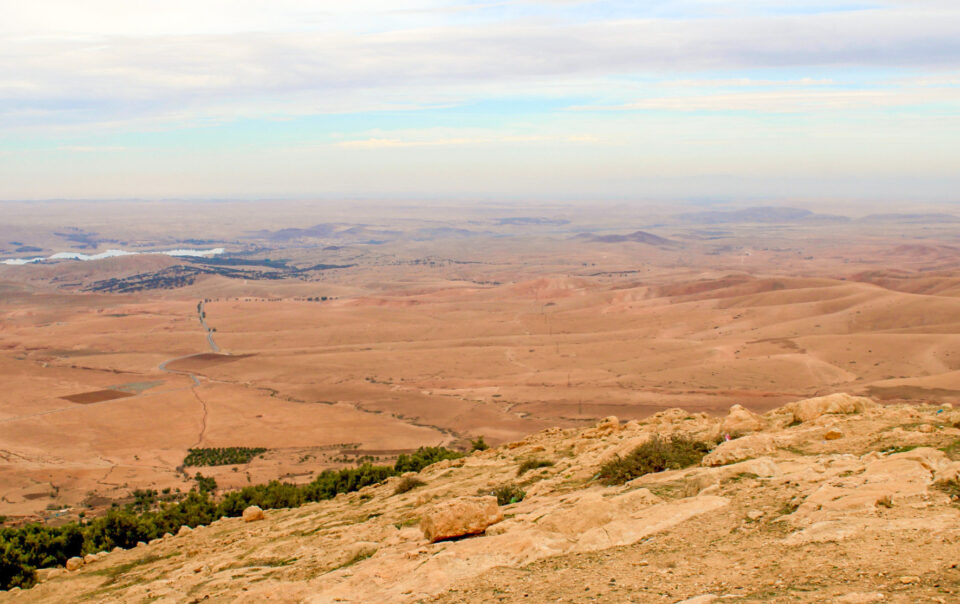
[157,300,224,448]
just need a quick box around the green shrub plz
[470,436,489,452]
[394,447,464,473]
[596,435,712,485]
[490,484,525,506]
[183,447,267,466]
[193,473,218,494]
[517,458,554,476]
[394,476,426,495]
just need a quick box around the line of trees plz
[183,447,267,467]
[0,446,463,591]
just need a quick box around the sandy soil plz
[2,203,960,520]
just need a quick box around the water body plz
[2,247,225,265]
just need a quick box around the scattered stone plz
[136,541,147,548]
[83,553,98,564]
[162,532,173,539]
[65,557,83,571]
[35,568,61,582]
[243,505,265,522]
[898,575,920,584]
[835,593,885,603]
[825,427,844,440]
[420,496,503,542]
[674,595,718,604]
[177,525,193,536]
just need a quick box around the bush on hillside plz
[490,484,526,506]
[517,458,554,476]
[596,435,712,485]
[394,476,426,495]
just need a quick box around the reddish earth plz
[61,390,136,404]
[1,201,959,523]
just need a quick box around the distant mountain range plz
[676,206,959,225]
[576,230,677,246]
[676,207,848,224]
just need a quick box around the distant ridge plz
[677,206,848,224]
[858,213,960,223]
[577,230,676,246]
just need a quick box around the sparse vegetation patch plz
[490,484,526,506]
[596,435,712,485]
[517,458,554,476]
[183,447,267,467]
[394,476,426,495]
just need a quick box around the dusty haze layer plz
[1,200,960,522]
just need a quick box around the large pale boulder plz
[65,556,83,571]
[420,496,503,542]
[720,404,765,434]
[786,393,875,424]
[243,505,265,522]
[701,434,776,467]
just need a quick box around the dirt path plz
[198,300,220,353]
[154,301,225,448]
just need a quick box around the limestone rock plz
[420,496,503,542]
[785,393,875,424]
[825,427,844,440]
[65,556,83,571]
[581,416,621,438]
[675,596,718,604]
[83,553,98,564]
[720,404,765,434]
[835,593,885,603]
[701,434,776,467]
[178,525,193,536]
[243,505,265,522]
[36,567,65,582]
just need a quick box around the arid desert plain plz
[2,200,960,524]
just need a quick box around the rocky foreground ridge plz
[3,393,960,603]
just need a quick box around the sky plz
[1,0,959,202]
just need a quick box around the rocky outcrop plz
[701,434,776,466]
[420,496,503,542]
[720,404,765,434]
[785,393,875,423]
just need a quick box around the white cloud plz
[2,4,960,130]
